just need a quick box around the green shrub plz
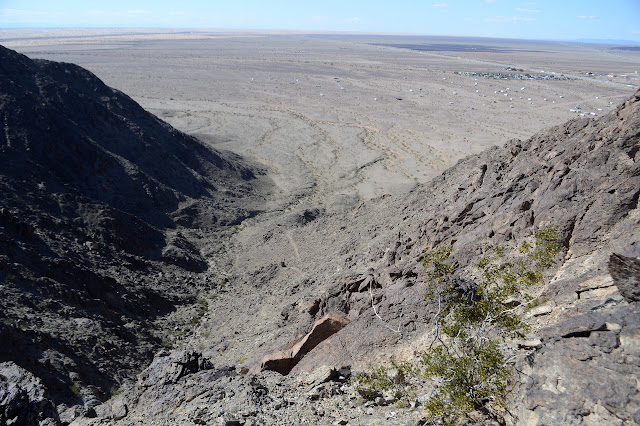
[110,385,123,397]
[350,360,416,402]
[418,226,560,422]
[351,227,560,423]
[69,384,81,399]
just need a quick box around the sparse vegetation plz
[160,338,174,349]
[69,384,81,399]
[189,297,209,326]
[350,360,416,403]
[3,273,18,284]
[354,226,561,424]
[110,385,123,397]
[419,226,561,423]
[524,297,549,312]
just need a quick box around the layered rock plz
[609,253,640,302]
[0,362,60,426]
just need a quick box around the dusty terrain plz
[3,30,637,211]
[1,30,639,425]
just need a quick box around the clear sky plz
[1,0,639,43]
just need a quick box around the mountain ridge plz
[0,44,269,419]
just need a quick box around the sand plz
[3,29,638,212]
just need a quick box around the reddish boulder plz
[258,314,350,375]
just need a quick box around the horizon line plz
[1,27,639,45]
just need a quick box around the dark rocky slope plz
[0,45,268,419]
[90,90,640,425]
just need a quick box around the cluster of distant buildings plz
[455,71,573,81]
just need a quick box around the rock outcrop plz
[511,304,640,425]
[0,362,60,426]
[609,253,640,302]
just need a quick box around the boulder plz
[258,314,350,375]
[137,349,215,387]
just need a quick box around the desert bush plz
[356,227,561,424]
[350,360,416,403]
[419,226,561,423]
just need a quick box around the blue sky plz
[1,0,639,42]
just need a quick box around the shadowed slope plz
[0,45,268,411]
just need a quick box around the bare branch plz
[369,278,402,334]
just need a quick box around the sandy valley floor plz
[2,29,638,213]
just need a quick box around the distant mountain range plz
[575,38,640,46]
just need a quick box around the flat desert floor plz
[3,29,639,213]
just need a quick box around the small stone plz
[337,366,352,381]
[218,412,242,425]
[518,338,542,349]
[305,365,337,385]
[605,322,621,332]
[357,387,381,400]
[84,407,97,418]
[503,297,521,308]
[527,303,554,317]
[576,274,614,292]
[112,401,128,421]
[579,286,619,300]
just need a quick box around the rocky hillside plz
[1,43,638,425]
[0,45,269,422]
[83,90,638,425]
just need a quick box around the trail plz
[286,230,302,261]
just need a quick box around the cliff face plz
[0,45,267,415]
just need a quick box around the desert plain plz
[2,29,638,214]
